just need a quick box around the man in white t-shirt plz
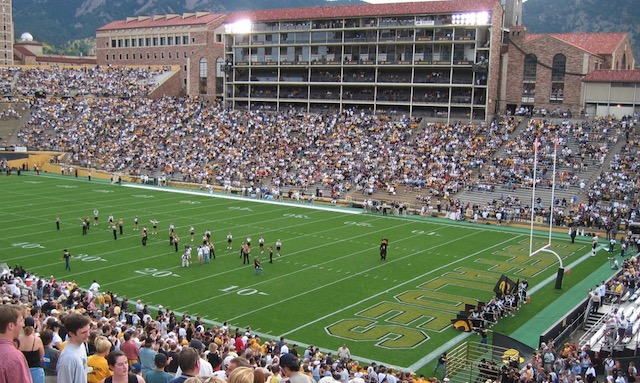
[57,313,91,383]
[89,280,100,294]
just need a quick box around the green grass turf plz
[0,173,606,373]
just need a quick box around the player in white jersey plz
[182,246,192,267]
[227,232,233,249]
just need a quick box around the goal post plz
[528,135,564,289]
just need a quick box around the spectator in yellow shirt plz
[87,336,113,383]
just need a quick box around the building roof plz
[525,32,627,56]
[224,0,499,23]
[35,56,97,65]
[582,69,640,83]
[97,12,225,31]
[16,41,43,47]
[14,45,36,57]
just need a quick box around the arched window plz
[551,54,565,101]
[551,54,566,82]
[521,54,537,102]
[523,54,537,80]
[199,58,208,94]
[621,53,627,70]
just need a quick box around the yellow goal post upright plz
[528,136,564,289]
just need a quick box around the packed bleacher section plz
[587,133,640,211]
[16,96,521,196]
[459,117,638,232]
[0,65,171,98]
[9,65,640,233]
[16,93,519,197]
[468,118,619,192]
[0,67,19,95]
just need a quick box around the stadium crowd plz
[16,94,518,201]
[448,117,638,233]
[7,65,640,232]
[3,65,640,383]
[0,65,170,99]
[469,117,619,192]
[1,266,439,383]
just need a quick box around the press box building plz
[221,0,505,120]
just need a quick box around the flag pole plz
[548,135,558,245]
[529,138,539,256]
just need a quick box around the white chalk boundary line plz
[124,183,362,215]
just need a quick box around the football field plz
[0,173,604,372]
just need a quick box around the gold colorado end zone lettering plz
[326,319,429,349]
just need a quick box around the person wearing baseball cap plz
[144,353,174,383]
[279,353,315,383]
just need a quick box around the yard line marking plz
[18,209,389,278]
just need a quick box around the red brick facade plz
[96,14,225,100]
[502,27,634,115]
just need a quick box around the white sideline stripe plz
[124,183,362,214]
[406,247,604,372]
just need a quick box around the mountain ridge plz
[523,0,639,62]
[13,0,362,50]
[12,0,640,62]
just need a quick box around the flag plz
[493,275,517,295]
[492,332,536,363]
[451,318,473,332]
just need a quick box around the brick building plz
[1,0,13,65]
[13,38,96,66]
[95,0,507,120]
[222,0,505,120]
[96,12,226,99]
[502,27,634,116]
